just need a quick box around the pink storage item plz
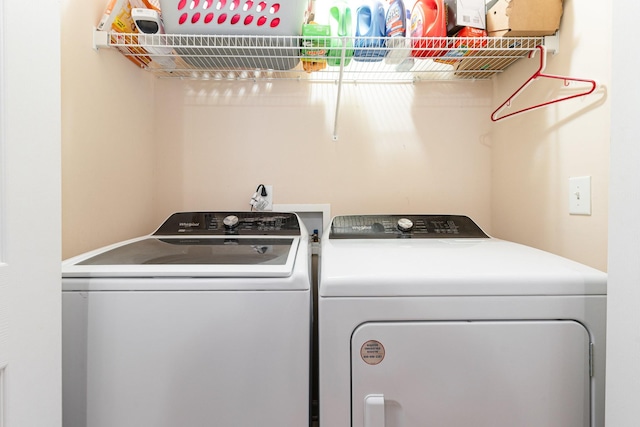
[159,0,311,36]
[159,0,313,70]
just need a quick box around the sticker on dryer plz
[360,340,385,365]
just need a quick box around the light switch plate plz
[569,176,591,215]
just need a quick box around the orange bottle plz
[410,0,447,58]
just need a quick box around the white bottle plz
[131,8,176,70]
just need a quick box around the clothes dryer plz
[62,211,311,427]
[319,214,606,427]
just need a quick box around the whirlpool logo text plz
[179,222,200,227]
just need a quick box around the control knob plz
[397,218,414,232]
[223,215,240,230]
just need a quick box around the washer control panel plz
[329,215,488,239]
[154,212,301,236]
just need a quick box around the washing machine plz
[319,214,606,427]
[62,211,311,427]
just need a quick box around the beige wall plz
[490,0,610,271]
[152,79,493,232]
[62,0,610,273]
[62,0,157,258]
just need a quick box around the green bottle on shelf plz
[327,0,354,67]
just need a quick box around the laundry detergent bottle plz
[327,0,354,67]
[384,0,408,65]
[354,0,387,62]
[385,0,406,38]
[411,0,447,58]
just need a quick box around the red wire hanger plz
[491,45,597,122]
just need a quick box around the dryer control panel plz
[154,212,301,236]
[329,215,489,239]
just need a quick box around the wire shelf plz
[95,31,548,83]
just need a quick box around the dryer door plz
[351,321,591,427]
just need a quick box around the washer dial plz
[223,215,240,229]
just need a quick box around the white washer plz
[319,214,606,427]
[62,211,311,427]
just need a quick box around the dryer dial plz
[397,218,414,232]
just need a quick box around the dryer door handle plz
[364,394,385,427]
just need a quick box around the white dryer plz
[319,214,606,427]
[62,211,311,427]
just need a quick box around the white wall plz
[606,0,640,423]
[2,0,61,425]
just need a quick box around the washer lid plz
[62,235,300,278]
